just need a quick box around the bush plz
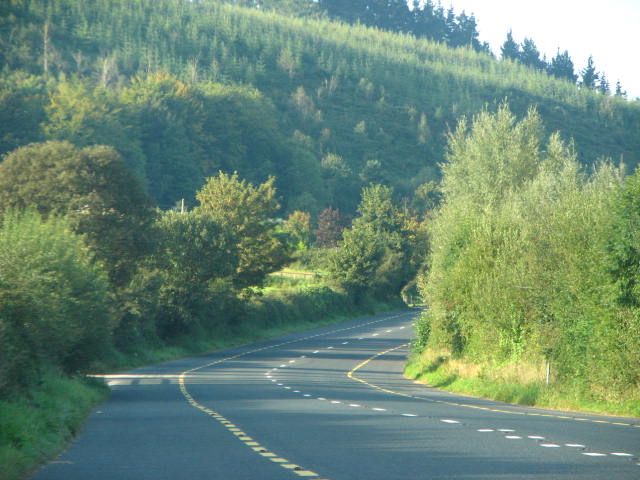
[0,210,112,395]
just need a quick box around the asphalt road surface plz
[35,310,640,479]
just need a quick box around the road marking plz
[528,436,545,440]
[582,452,607,457]
[345,342,640,432]
[402,413,418,417]
[372,407,386,411]
[303,394,311,397]
[610,452,633,457]
[318,397,326,401]
[342,341,349,345]
[565,444,585,448]
[498,429,515,432]
[505,435,522,439]
[478,429,494,432]
[327,346,333,349]
[175,311,416,480]
[441,419,460,424]
[540,443,561,448]
[349,404,361,407]
[313,351,319,354]
[331,400,341,404]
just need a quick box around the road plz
[35,310,640,479]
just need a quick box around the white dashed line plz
[358,337,364,340]
[372,333,379,337]
[372,408,387,411]
[277,383,283,386]
[317,397,326,401]
[582,452,607,457]
[327,346,334,349]
[565,444,585,448]
[280,364,286,368]
[402,413,418,417]
[313,351,319,354]
[610,452,633,457]
[498,429,515,432]
[342,341,349,345]
[399,326,406,330]
[505,435,522,439]
[540,443,561,448]
[385,330,392,333]
[477,429,494,432]
[528,436,545,440]
[288,360,295,363]
[441,419,460,424]
[271,379,276,382]
[293,390,300,393]
[349,404,361,407]
[284,386,291,390]
[330,400,341,404]
[303,394,311,397]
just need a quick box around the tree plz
[500,30,520,61]
[548,49,577,82]
[580,55,599,89]
[598,74,610,95]
[283,210,312,250]
[195,172,290,289]
[0,141,156,287]
[615,81,627,98]
[329,184,412,299]
[152,210,238,337]
[315,207,346,248]
[519,38,546,70]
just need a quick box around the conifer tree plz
[500,30,520,61]
[548,49,577,82]
[580,55,599,89]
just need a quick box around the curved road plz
[36,310,640,479]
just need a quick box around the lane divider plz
[347,342,640,430]
[346,342,639,464]
[175,311,416,480]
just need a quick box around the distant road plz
[36,310,640,479]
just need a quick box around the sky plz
[445,0,640,99]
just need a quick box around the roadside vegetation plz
[409,105,640,418]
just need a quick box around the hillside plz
[1,0,640,212]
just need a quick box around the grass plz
[405,349,640,418]
[0,371,108,480]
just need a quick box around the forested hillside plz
[2,0,639,212]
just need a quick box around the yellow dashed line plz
[346,343,640,430]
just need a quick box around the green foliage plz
[151,210,238,337]
[420,105,639,402]
[2,0,638,214]
[0,141,156,287]
[0,371,107,480]
[0,211,111,395]
[329,184,420,300]
[196,172,291,290]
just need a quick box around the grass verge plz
[0,371,108,480]
[405,350,640,418]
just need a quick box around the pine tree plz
[580,55,599,89]
[500,30,520,61]
[598,74,610,95]
[548,49,577,82]
[615,81,627,98]
[519,38,546,70]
